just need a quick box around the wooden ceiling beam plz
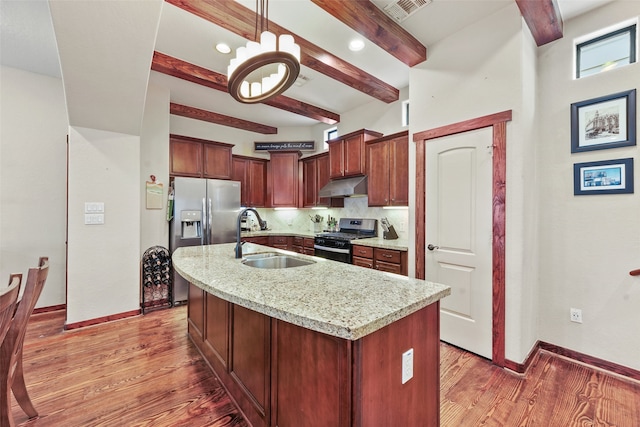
[311,0,426,67]
[166,0,399,104]
[152,52,340,125]
[515,0,563,46]
[170,103,278,135]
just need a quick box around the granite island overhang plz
[172,243,450,341]
[172,243,451,427]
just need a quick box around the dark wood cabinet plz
[205,292,230,368]
[302,153,344,208]
[352,245,408,276]
[269,151,300,208]
[188,283,205,342]
[231,305,271,427]
[269,235,290,250]
[170,134,233,179]
[188,287,440,427]
[203,142,233,179]
[242,236,269,245]
[327,129,383,179]
[233,155,268,207]
[366,131,409,207]
[291,236,305,253]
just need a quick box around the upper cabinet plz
[269,151,301,208]
[327,129,383,179]
[232,155,267,207]
[366,131,409,207]
[302,153,344,208]
[170,134,233,179]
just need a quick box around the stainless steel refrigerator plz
[169,177,241,304]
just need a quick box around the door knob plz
[427,244,439,251]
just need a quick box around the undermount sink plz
[242,252,316,269]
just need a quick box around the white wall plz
[409,4,539,363]
[537,2,640,370]
[0,66,68,308]
[140,83,170,254]
[66,126,140,325]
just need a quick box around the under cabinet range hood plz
[318,175,368,198]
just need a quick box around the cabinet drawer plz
[375,248,401,264]
[292,236,304,246]
[303,238,315,248]
[291,245,304,254]
[352,256,374,269]
[375,260,402,274]
[303,248,315,256]
[352,245,374,259]
[269,236,290,246]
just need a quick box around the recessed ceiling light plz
[215,43,231,54]
[349,39,365,52]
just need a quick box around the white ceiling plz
[0,0,615,134]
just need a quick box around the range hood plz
[318,175,368,198]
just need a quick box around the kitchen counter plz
[172,243,449,340]
[241,230,409,251]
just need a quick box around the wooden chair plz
[0,274,22,346]
[1,257,49,427]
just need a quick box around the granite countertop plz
[173,243,450,341]
[241,230,408,251]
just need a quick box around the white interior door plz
[426,127,493,359]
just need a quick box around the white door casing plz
[426,127,493,359]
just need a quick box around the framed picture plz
[570,89,636,153]
[574,158,634,195]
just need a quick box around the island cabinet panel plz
[230,305,271,427]
[272,320,351,427]
[366,131,409,207]
[353,302,440,427]
[328,129,383,178]
[269,151,300,208]
[204,293,230,368]
[187,283,205,342]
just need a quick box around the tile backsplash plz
[252,197,409,239]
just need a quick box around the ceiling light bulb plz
[215,43,231,54]
[349,39,365,52]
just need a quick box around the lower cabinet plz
[188,287,440,427]
[352,245,408,276]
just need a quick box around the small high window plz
[576,24,636,79]
[323,127,338,150]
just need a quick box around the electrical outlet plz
[402,348,414,384]
[570,308,582,323]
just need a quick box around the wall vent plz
[294,73,311,87]
[383,0,432,23]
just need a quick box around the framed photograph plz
[574,158,634,195]
[571,89,636,153]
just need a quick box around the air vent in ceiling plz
[383,0,432,23]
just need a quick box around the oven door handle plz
[314,245,350,255]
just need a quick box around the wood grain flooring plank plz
[12,308,640,427]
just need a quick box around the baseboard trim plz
[33,304,66,314]
[505,340,640,382]
[64,309,141,330]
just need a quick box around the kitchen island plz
[173,243,450,427]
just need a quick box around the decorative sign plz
[254,141,315,151]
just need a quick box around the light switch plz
[85,202,105,213]
[84,214,105,225]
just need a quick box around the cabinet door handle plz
[383,254,392,258]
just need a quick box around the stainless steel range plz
[314,218,377,263]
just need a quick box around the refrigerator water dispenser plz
[180,210,202,239]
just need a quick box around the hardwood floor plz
[11,306,640,426]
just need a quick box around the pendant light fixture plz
[227,0,301,104]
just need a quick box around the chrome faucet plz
[235,207,266,259]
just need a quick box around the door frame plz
[414,110,512,367]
